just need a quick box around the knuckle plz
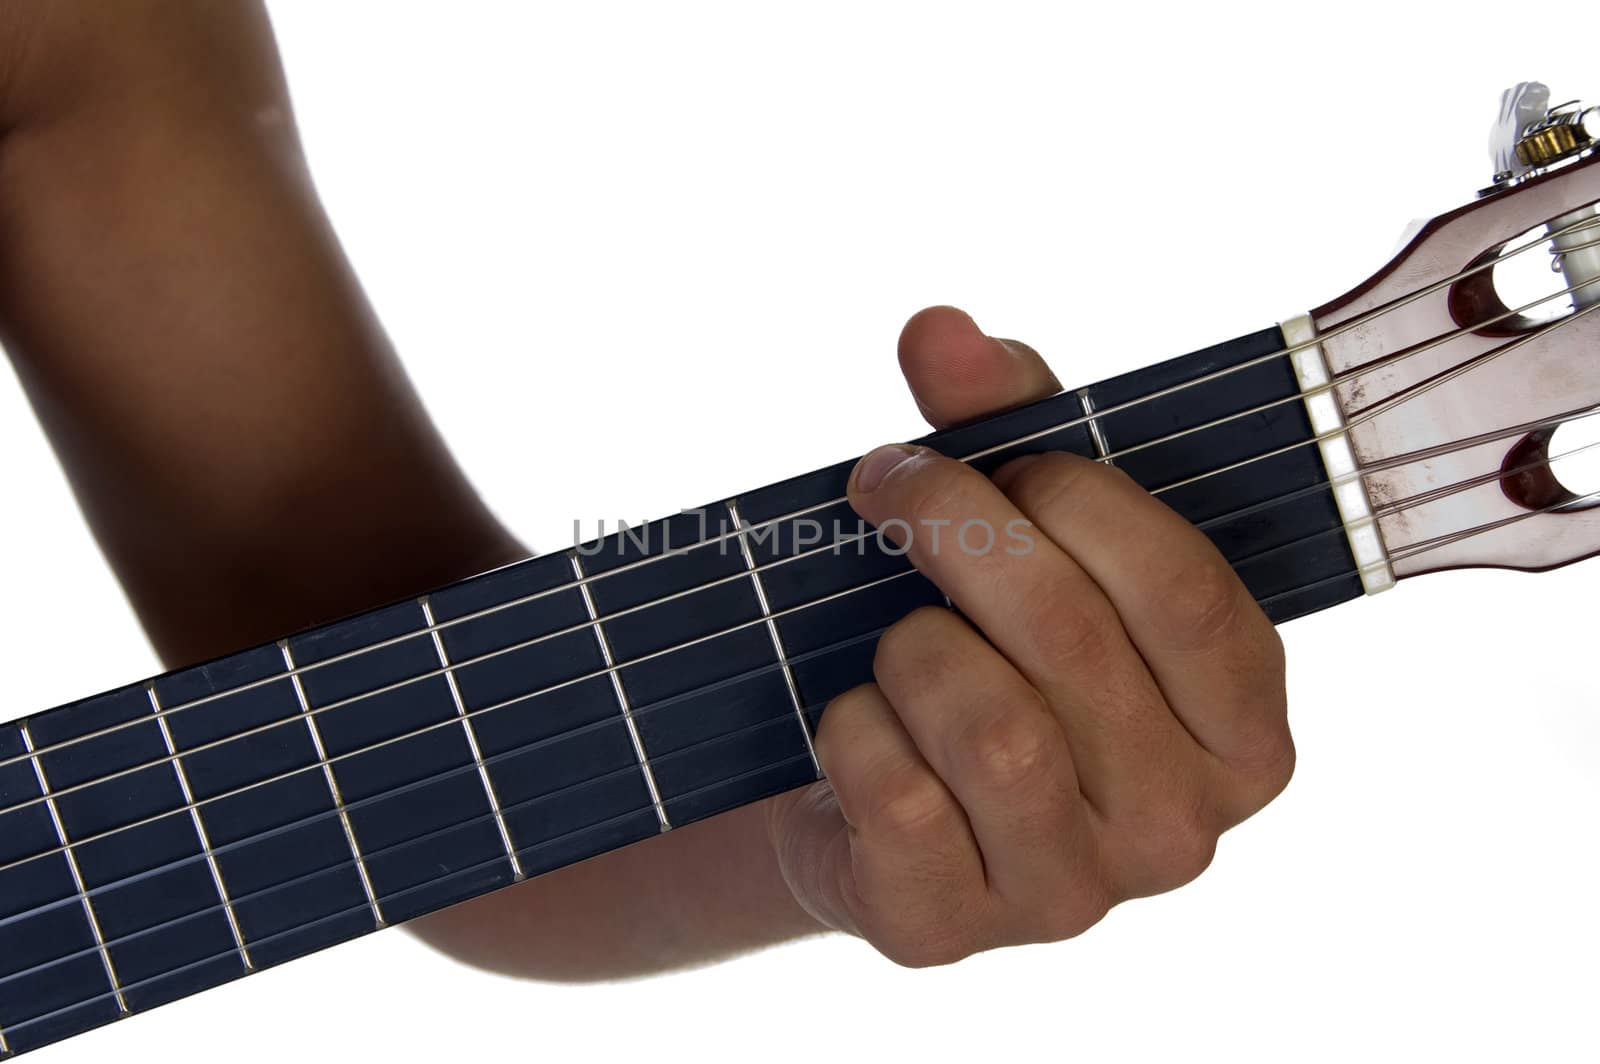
[1217,636,1296,802]
[860,759,954,837]
[1040,885,1112,942]
[955,706,1057,792]
[1145,801,1219,889]
[1232,724,1297,809]
[875,928,974,969]
[1114,789,1220,895]
[1235,623,1289,704]
[1156,558,1247,651]
[872,607,959,687]
[1018,577,1116,666]
[1258,622,1288,674]
[812,684,879,765]
[906,938,971,968]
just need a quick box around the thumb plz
[898,306,1061,430]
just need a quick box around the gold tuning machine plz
[1516,108,1596,168]
[1489,82,1598,189]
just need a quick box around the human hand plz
[767,306,1293,965]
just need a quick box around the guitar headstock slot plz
[1310,110,1600,577]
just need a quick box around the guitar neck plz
[0,323,1371,1057]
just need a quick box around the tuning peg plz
[1489,82,1598,190]
[1490,81,1551,184]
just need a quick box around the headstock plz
[1308,82,1600,579]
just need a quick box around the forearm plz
[412,801,826,980]
[0,1,521,661]
[0,0,825,978]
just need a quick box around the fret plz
[277,640,386,932]
[24,688,247,1013]
[1078,388,1112,461]
[580,512,817,824]
[19,722,123,1016]
[0,723,121,1056]
[418,595,523,879]
[161,644,379,968]
[0,723,122,1055]
[430,552,662,878]
[143,685,251,970]
[725,497,821,777]
[287,603,515,923]
[568,552,671,832]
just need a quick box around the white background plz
[3,2,1597,1061]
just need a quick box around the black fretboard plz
[0,326,1363,1057]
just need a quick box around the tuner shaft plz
[1551,206,1600,310]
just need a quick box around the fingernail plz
[854,444,918,493]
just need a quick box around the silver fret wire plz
[419,596,524,879]
[726,497,821,776]
[1078,389,1112,461]
[8,469,1600,1041]
[4,203,1595,781]
[569,552,672,832]
[0,414,1592,924]
[1,273,1598,833]
[278,640,385,929]
[17,722,128,1015]
[145,685,253,970]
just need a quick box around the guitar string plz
[1147,293,1600,494]
[1,412,1594,931]
[1201,416,1600,572]
[1180,406,1596,537]
[3,204,1594,776]
[0,278,1596,826]
[6,475,1600,1042]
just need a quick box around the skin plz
[0,2,1292,978]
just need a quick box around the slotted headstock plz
[1308,84,1600,579]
